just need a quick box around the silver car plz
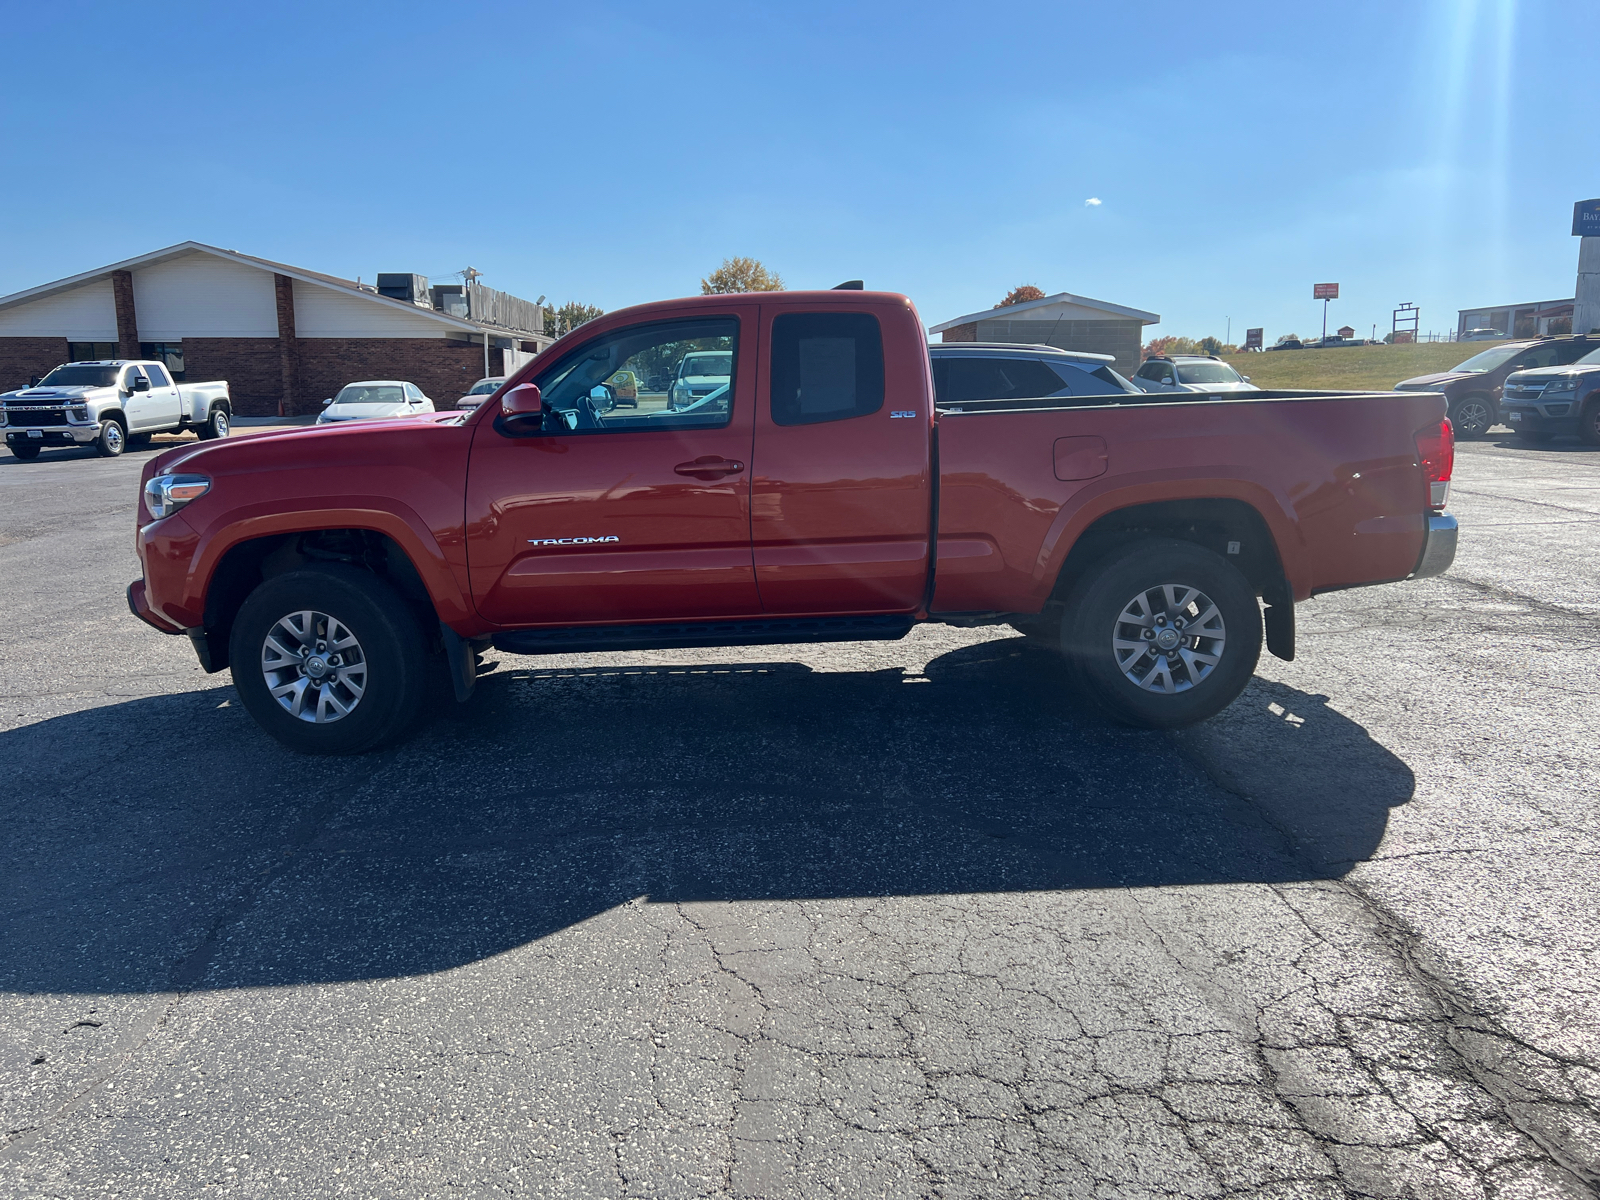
[1132,355,1259,395]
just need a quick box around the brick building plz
[0,242,553,415]
[928,291,1160,373]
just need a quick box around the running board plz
[492,614,915,656]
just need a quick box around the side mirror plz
[322,398,333,407]
[29,376,40,387]
[132,376,150,392]
[1242,375,1252,383]
[499,382,547,434]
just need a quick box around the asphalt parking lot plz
[1,431,1597,1199]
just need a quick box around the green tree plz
[544,302,605,337]
[701,257,784,294]
[1198,336,1224,356]
[996,285,1047,308]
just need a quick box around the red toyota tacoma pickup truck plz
[128,290,1458,754]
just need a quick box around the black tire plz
[1060,538,1262,729]
[95,418,126,458]
[8,442,42,461]
[229,565,430,755]
[1448,394,1495,439]
[1580,399,1600,447]
[196,407,231,441]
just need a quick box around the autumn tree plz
[996,285,1047,308]
[701,257,784,294]
[544,301,605,336]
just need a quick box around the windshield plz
[36,365,118,388]
[680,354,731,378]
[334,385,404,405]
[468,379,504,395]
[1450,345,1520,373]
[1176,362,1243,385]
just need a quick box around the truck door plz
[751,304,933,614]
[139,362,182,430]
[466,310,761,626]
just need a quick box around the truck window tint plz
[531,316,739,433]
[37,365,119,388]
[770,313,884,426]
[937,357,1065,404]
[144,363,172,388]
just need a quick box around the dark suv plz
[1499,345,1600,445]
[929,343,1140,405]
[1393,336,1595,438]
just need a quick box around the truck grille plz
[4,406,69,426]
[1503,383,1545,400]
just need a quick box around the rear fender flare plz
[1033,474,1303,607]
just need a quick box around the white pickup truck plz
[2,360,232,461]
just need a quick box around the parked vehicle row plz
[1394,334,1597,440]
[2,360,232,460]
[127,288,1457,756]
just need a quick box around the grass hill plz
[1218,341,1505,391]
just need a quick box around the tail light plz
[1414,418,1454,509]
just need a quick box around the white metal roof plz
[0,241,482,334]
[929,290,1160,333]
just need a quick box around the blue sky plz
[2,0,1596,343]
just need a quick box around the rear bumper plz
[1411,513,1458,580]
[127,580,183,634]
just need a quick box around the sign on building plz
[1572,199,1600,237]
[1243,328,1263,350]
[1313,283,1339,300]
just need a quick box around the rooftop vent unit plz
[430,284,469,319]
[376,273,431,306]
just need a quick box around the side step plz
[492,614,915,657]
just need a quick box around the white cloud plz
[1084,197,1103,207]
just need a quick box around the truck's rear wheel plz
[1580,399,1600,447]
[8,443,41,461]
[197,408,230,440]
[1061,539,1261,729]
[229,566,429,755]
[95,419,125,458]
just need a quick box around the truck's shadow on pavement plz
[1,638,1413,995]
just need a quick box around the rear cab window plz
[769,312,884,425]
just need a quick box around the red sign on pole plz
[1313,283,1340,300]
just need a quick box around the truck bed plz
[931,389,1448,613]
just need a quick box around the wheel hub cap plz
[1112,583,1227,694]
[261,610,366,724]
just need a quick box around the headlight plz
[70,404,89,420]
[144,474,211,520]
[1542,377,1577,396]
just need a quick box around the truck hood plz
[1394,371,1468,390]
[1,385,108,401]
[150,412,458,476]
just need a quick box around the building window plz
[68,342,116,362]
[140,341,185,381]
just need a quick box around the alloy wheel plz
[1111,583,1227,694]
[260,609,367,723]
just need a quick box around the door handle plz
[674,456,745,480]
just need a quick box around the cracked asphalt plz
[1,431,1597,1199]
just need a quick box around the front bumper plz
[127,580,183,634]
[1411,512,1458,580]
[5,423,101,446]
[1501,403,1577,435]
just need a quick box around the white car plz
[1132,355,1260,395]
[316,380,435,424]
[455,376,506,413]
[668,351,733,411]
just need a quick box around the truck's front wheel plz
[1061,539,1262,729]
[95,418,126,458]
[8,442,41,461]
[229,566,429,755]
